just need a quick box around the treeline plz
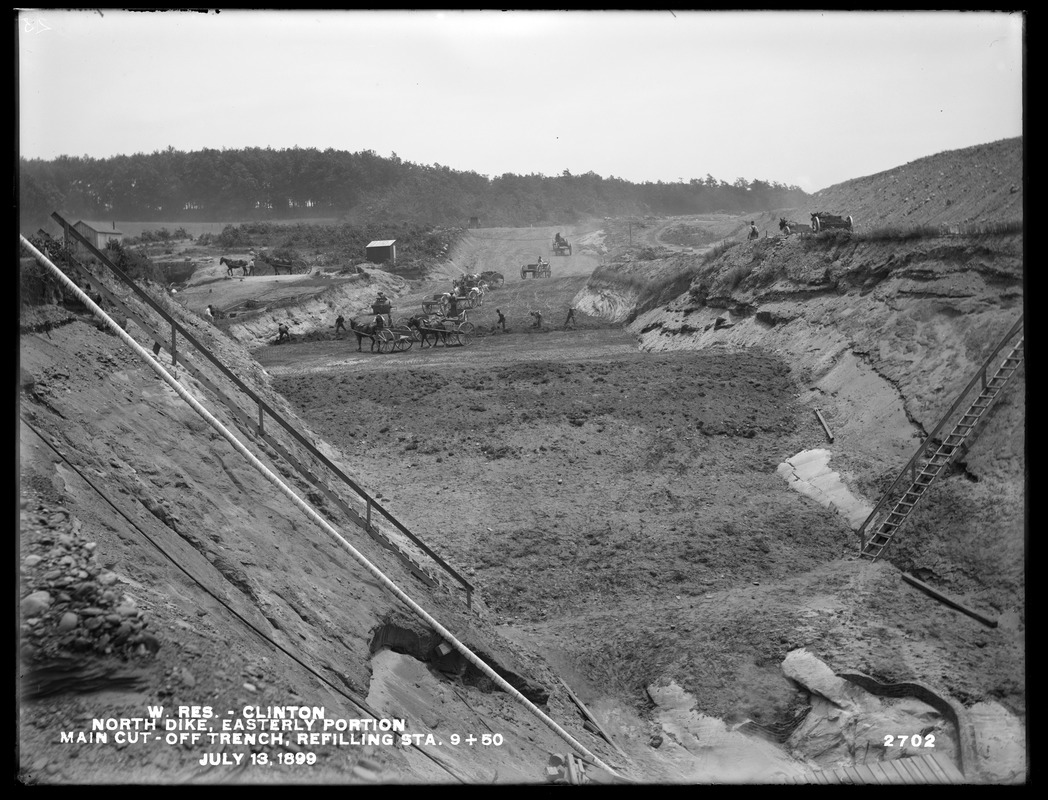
[19,146,809,230]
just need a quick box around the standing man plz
[277,323,291,343]
[564,307,577,330]
[335,314,347,336]
[495,308,507,332]
[749,221,760,240]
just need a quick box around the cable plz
[20,235,627,781]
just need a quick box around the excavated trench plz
[255,228,1023,782]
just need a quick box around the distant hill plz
[805,138,1023,229]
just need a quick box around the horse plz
[220,256,249,276]
[257,253,295,275]
[409,316,449,349]
[779,218,803,235]
[349,320,381,352]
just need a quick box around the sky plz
[17,9,1024,193]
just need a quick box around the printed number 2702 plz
[884,734,935,748]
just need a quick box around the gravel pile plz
[19,498,160,665]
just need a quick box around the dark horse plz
[408,315,449,348]
[220,256,250,276]
[257,253,295,275]
[349,316,386,352]
[779,217,803,235]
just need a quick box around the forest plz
[19,146,809,232]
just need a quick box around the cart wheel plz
[459,322,476,336]
[397,317,413,328]
[377,329,394,353]
[520,266,527,280]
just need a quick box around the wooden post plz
[815,408,834,442]
[901,573,998,628]
[257,403,265,436]
[170,324,177,366]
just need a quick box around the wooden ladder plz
[860,330,1023,561]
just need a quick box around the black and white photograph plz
[17,9,1025,785]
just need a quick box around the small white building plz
[365,239,397,265]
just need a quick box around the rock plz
[781,648,858,709]
[23,555,43,568]
[21,592,52,616]
[650,734,663,748]
[57,612,79,632]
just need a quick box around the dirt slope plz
[803,137,1023,230]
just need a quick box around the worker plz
[749,221,759,240]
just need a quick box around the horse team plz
[220,253,296,277]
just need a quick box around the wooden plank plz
[917,754,951,783]
[811,769,831,785]
[815,408,835,442]
[559,678,629,761]
[901,573,998,627]
[852,763,880,784]
[839,766,862,784]
[883,758,917,785]
[818,766,843,785]
[898,756,933,783]
[913,759,947,784]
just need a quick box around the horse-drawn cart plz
[255,251,298,275]
[521,259,552,279]
[552,234,572,256]
[810,212,853,232]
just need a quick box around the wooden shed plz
[68,220,124,251]
[365,239,397,264]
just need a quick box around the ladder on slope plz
[859,319,1024,561]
